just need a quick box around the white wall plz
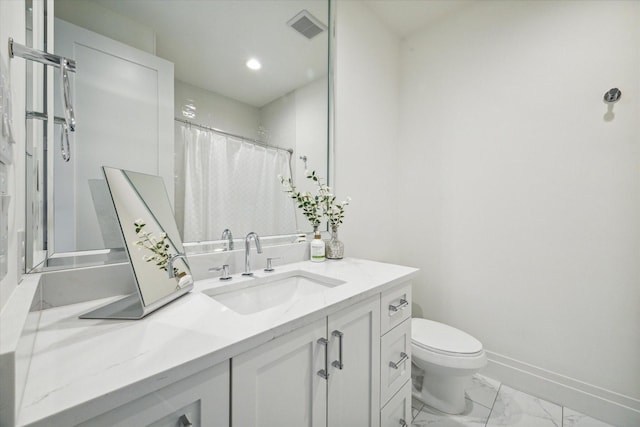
[294,78,329,195]
[259,78,328,231]
[175,79,260,139]
[396,0,639,423]
[334,1,400,262]
[260,90,296,152]
[0,0,26,313]
[54,0,155,54]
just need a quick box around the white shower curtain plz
[181,125,297,242]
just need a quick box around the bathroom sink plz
[204,270,345,315]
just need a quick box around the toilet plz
[411,318,487,414]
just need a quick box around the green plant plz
[133,219,179,276]
[279,170,350,230]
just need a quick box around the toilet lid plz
[412,318,483,355]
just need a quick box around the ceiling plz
[63,1,472,107]
[365,0,474,39]
[87,0,329,108]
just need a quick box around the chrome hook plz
[603,88,621,104]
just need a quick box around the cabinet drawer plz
[381,282,411,335]
[380,379,411,427]
[78,361,229,427]
[380,318,411,405]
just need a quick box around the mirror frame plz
[24,0,336,273]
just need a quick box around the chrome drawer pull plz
[317,337,329,379]
[388,298,409,313]
[399,419,408,426]
[178,414,193,427]
[331,330,344,370]
[389,352,409,369]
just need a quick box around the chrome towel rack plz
[8,38,76,71]
[9,38,77,161]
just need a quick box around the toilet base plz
[412,365,468,415]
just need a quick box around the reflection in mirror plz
[23,0,331,272]
[24,0,47,270]
[80,167,193,320]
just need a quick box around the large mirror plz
[26,0,332,272]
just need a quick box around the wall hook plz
[603,88,621,104]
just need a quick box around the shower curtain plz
[180,125,297,242]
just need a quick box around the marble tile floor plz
[411,374,616,427]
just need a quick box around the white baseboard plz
[482,351,640,427]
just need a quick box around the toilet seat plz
[412,318,483,357]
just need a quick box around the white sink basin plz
[204,270,345,315]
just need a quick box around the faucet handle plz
[264,257,281,272]
[209,264,232,281]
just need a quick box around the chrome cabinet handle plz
[399,419,408,426]
[178,414,193,427]
[331,330,344,370]
[388,298,409,313]
[389,352,409,369]
[317,337,329,379]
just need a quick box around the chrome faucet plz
[167,253,187,278]
[221,228,234,250]
[242,232,262,276]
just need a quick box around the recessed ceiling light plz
[246,58,262,71]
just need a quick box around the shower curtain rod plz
[175,118,293,154]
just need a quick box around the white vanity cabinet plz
[12,260,418,427]
[232,318,328,426]
[380,282,412,427]
[381,380,412,427]
[232,295,381,427]
[327,296,381,427]
[76,361,230,427]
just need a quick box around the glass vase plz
[326,226,344,259]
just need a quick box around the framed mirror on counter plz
[80,167,193,320]
[24,0,334,273]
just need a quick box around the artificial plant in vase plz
[279,170,328,233]
[322,188,350,260]
[279,169,350,259]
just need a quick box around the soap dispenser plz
[310,231,326,262]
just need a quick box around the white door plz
[232,318,328,427]
[327,295,381,427]
[53,18,173,252]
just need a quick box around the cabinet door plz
[381,380,412,427]
[327,295,381,427]
[77,361,229,427]
[232,318,327,427]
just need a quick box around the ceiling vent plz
[287,10,327,40]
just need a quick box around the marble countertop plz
[17,258,417,427]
